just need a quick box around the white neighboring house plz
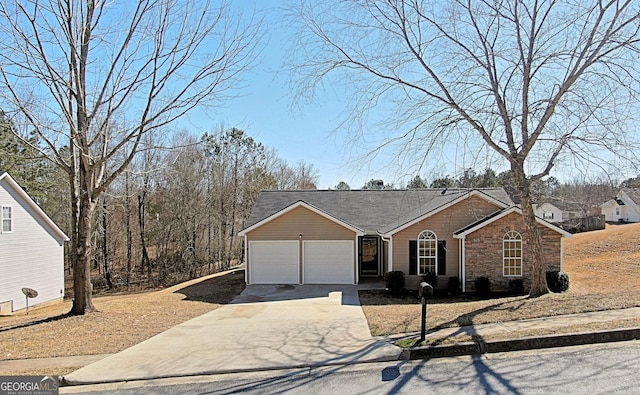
[0,171,69,314]
[534,202,564,223]
[601,188,640,223]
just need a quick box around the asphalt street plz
[61,340,640,395]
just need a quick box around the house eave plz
[238,200,365,237]
[383,189,510,237]
[0,172,69,243]
[453,206,573,238]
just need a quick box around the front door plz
[360,237,379,276]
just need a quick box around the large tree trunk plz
[102,198,112,289]
[512,166,549,297]
[70,188,97,314]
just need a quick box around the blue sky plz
[182,1,414,189]
[181,1,635,189]
[180,2,527,189]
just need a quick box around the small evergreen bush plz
[546,270,570,293]
[384,270,405,296]
[508,279,525,295]
[475,276,491,296]
[448,276,461,295]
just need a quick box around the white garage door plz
[249,241,299,284]
[303,240,354,284]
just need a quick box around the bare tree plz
[293,160,319,189]
[267,157,319,190]
[0,0,261,314]
[289,0,640,296]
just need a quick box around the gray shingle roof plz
[622,188,640,206]
[243,188,514,235]
[537,198,586,212]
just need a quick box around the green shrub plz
[546,270,570,293]
[422,271,438,287]
[508,279,525,295]
[448,276,461,295]
[384,270,405,296]
[474,276,491,296]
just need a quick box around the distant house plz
[601,188,640,222]
[535,198,595,221]
[0,171,69,314]
[534,202,564,223]
[239,188,571,293]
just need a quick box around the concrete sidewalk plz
[3,306,638,383]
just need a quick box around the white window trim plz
[503,230,522,277]
[1,205,13,233]
[417,230,437,275]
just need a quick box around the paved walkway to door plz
[63,285,402,385]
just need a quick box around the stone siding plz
[392,195,502,280]
[464,212,562,292]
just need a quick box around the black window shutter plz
[409,240,417,275]
[437,240,446,275]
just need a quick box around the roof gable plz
[381,189,510,236]
[620,188,640,207]
[453,207,572,238]
[238,200,365,236]
[536,202,562,212]
[0,172,69,243]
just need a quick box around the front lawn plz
[361,223,640,336]
[0,269,246,363]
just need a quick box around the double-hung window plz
[417,230,437,275]
[1,206,12,233]
[503,231,522,276]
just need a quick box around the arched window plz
[418,230,437,275]
[503,231,522,276]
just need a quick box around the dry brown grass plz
[563,223,640,294]
[0,270,245,362]
[362,223,640,336]
[2,224,639,374]
[396,318,640,348]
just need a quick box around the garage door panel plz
[303,240,354,284]
[249,241,299,284]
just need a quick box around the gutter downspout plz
[244,235,249,284]
[378,231,392,273]
[460,236,466,293]
[355,234,360,285]
[560,237,564,272]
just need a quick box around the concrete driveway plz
[64,284,401,385]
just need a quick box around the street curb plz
[60,353,401,387]
[60,329,640,386]
[400,327,640,359]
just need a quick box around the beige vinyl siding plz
[392,196,502,277]
[247,206,356,240]
[247,206,357,284]
[0,181,65,313]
